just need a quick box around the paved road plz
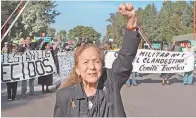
[1,73,196,117]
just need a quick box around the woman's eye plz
[95,61,100,63]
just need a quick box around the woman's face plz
[47,44,51,49]
[76,47,103,84]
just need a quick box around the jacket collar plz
[73,80,105,100]
[74,83,85,100]
[73,68,107,100]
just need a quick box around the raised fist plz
[118,3,137,30]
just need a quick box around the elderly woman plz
[54,3,141,117]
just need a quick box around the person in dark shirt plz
[160,41,175,85]
[3,43,18,101]
[38,42,54,93]
[19,36,41,98]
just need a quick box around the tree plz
[68,26,101,42]
[174,1,193,31]
[136,7,144,26]
[106,12,127,46]
[156,1,193,43]
[106,24,112,40]
[47,27,56,37]
[106,1,193,45]
[1,1,60,40]
[142,3,158,41]
[189,1,194,8]
[57,30,67,41]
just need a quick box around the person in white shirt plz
[183,41,196,85]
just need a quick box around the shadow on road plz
[1,88,57,111]
[137,78,162,84]
[138,73,151,77]
[137,76,196,85]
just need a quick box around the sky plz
[51,1,163,39]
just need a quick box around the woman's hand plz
[118,3,137,31]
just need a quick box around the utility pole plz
[1,0,30,42]
[138,24,143,49]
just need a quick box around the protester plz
[63,42,71,51]
[126,72,138,87]
[160,41,175,85]
[19,36,36,98]
[2,43,18,101]
[52,38,61,74]
[53,3,141,117]
[38,42,53,93]
[34,32,46,50]
[183,41,196,85]
[38,40,60,93]
[104,41,113,50]
[12,43,19,52]
[1,42,9,53]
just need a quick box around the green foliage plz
[142,3,158,41]
[1,1,60,40]
[106,1,193,45]
[68,26,101,42]
[106,12,127,46]
[47,27,56,37]
[57,30,67,41]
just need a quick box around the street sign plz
[44,37,51,42]
[34,37,51,43]
[152,43,161,49]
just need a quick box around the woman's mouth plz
[88,73,97,77]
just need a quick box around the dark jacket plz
[53,30,141,117]
[18,43,36,52]
[18,39,43,52]
[160,44,175,78]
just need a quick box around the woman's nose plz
[88,61,95,70]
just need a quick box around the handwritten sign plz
[1,50,56,83]
[105,49,194,73]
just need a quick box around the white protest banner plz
[57,51,74,82]
[105,49,195,73]
[56,49,195,82]
[1,50,56,83]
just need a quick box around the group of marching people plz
[2,34,196,101]
[125,41,196,87]
[1,32,116,101]
[2,32,61,101]
[160,41,195,86]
